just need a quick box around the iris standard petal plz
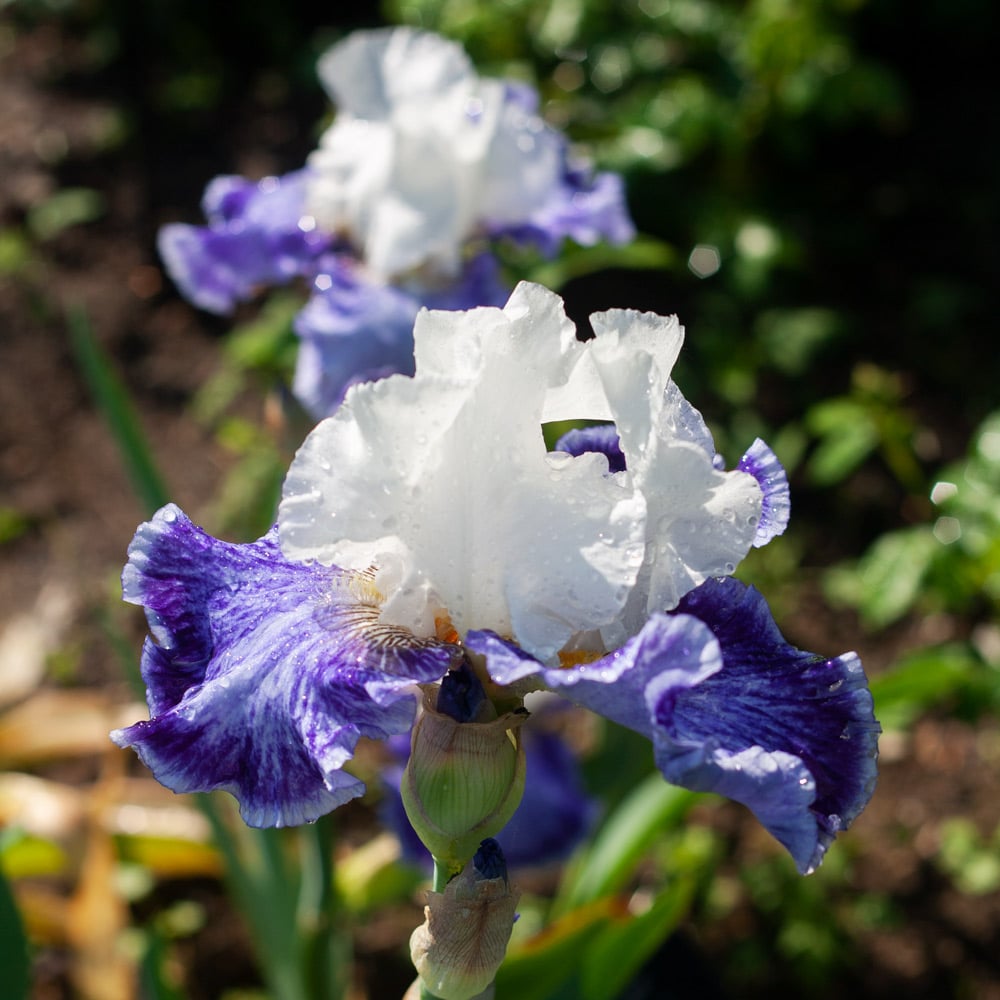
[111,505,461,827]
[306,28,634,281]
[281,283,647,661]
[662,577,880,873]
[549,310,763,632]
[316,26,474,120]
[738,438,791,546]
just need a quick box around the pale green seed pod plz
[401,688,527,871]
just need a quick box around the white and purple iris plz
[112,283,879,874]
[158,28,634,419]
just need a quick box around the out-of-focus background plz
[1,1,998,998]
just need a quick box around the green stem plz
[431,855,453,893]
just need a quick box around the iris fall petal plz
[111,504,460,827]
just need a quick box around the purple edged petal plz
[417,251,510,312]
[738,439,791,546]
[292,262,422,418]
[498,165,635,257]
[532,168,636,253]
[667,577,880,873]
[555,425,626,474]
[472,576,879,873]
[468,613,721,739]
[660,381,788,549]
[292,252,510,419]
[158,170,333,315]
[111,504,461,827]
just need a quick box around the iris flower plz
[113,283,878,873]
[158,28,633,418]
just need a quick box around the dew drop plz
[162,508,177,523]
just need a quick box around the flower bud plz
[402,671,527,870]
[410,838,520,1000]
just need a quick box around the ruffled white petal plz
[280,283,646,661]
[280,281,765,657]
[559,307,762,633]
[316,28,474,120]
[305,28,624,282]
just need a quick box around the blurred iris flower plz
[113,284,878,874]
[158,28,633,418]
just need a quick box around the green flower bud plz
[401,688,527,871]
[410,839,520,1000]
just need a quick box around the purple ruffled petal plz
[292,261,422,418]
[530,167,636,254]
[471,577,879,873]
[469,613,721,738]
[292,252,510,419]
[666,577,880,872]
[417,251,510,312]
[659,386,788,548]
[158,170,333,315]
[497,165,635,257]
[738,438,791,546]
[111,504,461,827]
[554,425,626,474]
